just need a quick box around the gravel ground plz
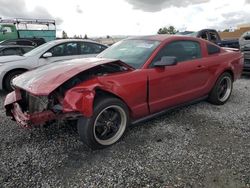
[0,76,249,188]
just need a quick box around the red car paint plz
[11,57,133,96]
[4,35,244,127]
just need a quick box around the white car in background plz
[0,39,107,91]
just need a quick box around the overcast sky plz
[0,0,250,37]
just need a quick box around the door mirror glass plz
[42,52,52,58]
[154,56,177,67]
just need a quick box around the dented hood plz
[13,58,130,95]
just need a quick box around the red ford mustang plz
[4,35,243,149]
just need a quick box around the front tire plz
[4,70,25,92]
[208,72,233,105]
[77,97,129,150]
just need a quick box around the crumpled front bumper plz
[11,103,56,128]
[4,90,56,128]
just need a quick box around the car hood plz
[13,57,133,95]
[0,55,27,63]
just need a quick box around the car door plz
[147,40,210,114]
[38,42,80,66]
[78,42,107,58]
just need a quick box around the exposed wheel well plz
[94,88,132,116]
[224,69,234,81]
[3,68,28,90]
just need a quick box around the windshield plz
[23,41,55,57]
[97,39,160,68]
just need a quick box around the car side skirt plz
[131,95,208,125]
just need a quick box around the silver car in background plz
[0,39,107,91]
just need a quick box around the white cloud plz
[76,5,83,14]
[0,0,63,24]
[125,0,209,12]
[1,0,250,37]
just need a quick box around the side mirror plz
[154,56,177,67]
[42,52,52,58]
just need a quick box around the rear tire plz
[4,70,25,92]
[208,72,233,105]
[77,97,129,150]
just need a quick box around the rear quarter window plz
[207,44,221,55]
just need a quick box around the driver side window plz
[151,40,202,66]
[48,42,78,57]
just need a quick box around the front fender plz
[62,77,132,118]
[63,88,95,118]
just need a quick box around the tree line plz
[61,26,232,39]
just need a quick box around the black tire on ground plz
[77,97,129,150]
[4,70,25,92]
[208,72,233,105]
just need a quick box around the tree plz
[157,26,178,34]
[84,34,88,39]
[223,29,230,32]
[73,35,83,39]
[107,35,110,39]
[62,31,68,39]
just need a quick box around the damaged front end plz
[4,89,81,128]
[4,58,133,128]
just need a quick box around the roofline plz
[52,39,108,46]
[0,45,35,48]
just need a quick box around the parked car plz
[4,35,243,149]
[0,38,46,47]
[0,39,108,91]
[0,45,34,56]
[239,31,250,71]
[178,29,239,49]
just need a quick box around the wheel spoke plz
[95,122,106,127]
[100,127,108,137]
[110,112,119,121]
[218,87,225,96]
[102,110,110,120]
[98,113,108,123]
[110,124,118,132]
